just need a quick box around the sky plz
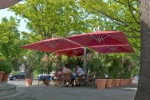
[0,8,29,32]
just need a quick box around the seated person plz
[58,66,63,76]
[63,64,71,73]
[71,73,76,86]
[62,64,72,86]
[76,65,85,86]
[53,67,63,85]
[76,65,85,77]
[54,67,63,80]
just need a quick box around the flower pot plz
[25,78,33,86]
[43,79,50,86]
[129,78,133,84]
[123,79,127,86]
[95,79,106,89]
[2,73,9,82]
[119,79,124,86]
[106,79,113,88]
[113,79,120,86]
[126,79,130,85]
[0,71,5,82]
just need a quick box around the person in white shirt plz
[76,65,85,77]
[75,65,85,86]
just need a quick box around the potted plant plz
[107,56,122,87]
[25,65,34,86]
[0,60,12,82]
[87,53,107,89]
[23,55,35,86]
[121,59,136,85]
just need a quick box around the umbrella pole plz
[47,53,50,74]
[83,47,87,74]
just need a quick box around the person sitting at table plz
[62,64,72,86]
[62,64,72,73]
[76,65,85,86]
[71,73,76,87]
[58,66,63,76]
[53,66,63,85]
[76,65,85,77]
[54,66,63,79]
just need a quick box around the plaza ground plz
[8,80,137,100]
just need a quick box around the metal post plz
[83,47,87,73]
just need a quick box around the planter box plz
[0,71,5,82]
[113,79,120,86]
[25,78,33,86]
[95,79,106,89]
[106,79,113,88]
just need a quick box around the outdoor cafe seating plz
[53,73,72,86]
[52,73,95,87]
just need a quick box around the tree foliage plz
[0,17,21,59]
[10,0,93,40]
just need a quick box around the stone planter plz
[95,79,106,89]
[119,79,124,86]
[25,78,33,86]
[2,73,9,82]
[113,79,120,86]
[126,79,130,85]
[0,71,5,82]
[123,79,127,86]
[106,79,113,88]
[129,78,133,84]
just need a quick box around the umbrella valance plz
[89,45,134,54]
[55,47,87,56]
[66,31,129,47]
[21,38,82,53]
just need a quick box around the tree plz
[78,0,140,63]
[134,0,150,99]
[10,0,97,73]
[10,0,92,39]
[0,17,24,71]
[0,17,21,59]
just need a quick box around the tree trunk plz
[135,0,150,100]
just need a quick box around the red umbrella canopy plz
[0,0,20,9]
[66,31,129,47]
[55,47,85,56]
[21,38,82,52]
[89,45,134,53]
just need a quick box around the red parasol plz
[0,0,20,9]
[66,31,129,47]
[21,38,82,53]
[55,47,86,56]
[89,45,134,53]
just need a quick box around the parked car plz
[9,72,26,80]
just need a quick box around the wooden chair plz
[78,74,86,81]
[86,74,96,86]
[62,73,71,86]
[53,74,63,86]
[77,74,87,86]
